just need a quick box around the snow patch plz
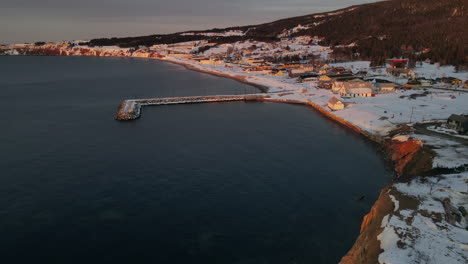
[392,135,410,142]
[389,194,400,212]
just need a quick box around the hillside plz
[88,0,467,67]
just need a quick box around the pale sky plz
[0,0,379,44]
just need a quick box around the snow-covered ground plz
[413,62,468,80]
[379,171,468,264]
[378,149,468,264]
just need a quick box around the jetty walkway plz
[115,94,270,120]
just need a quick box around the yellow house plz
[320,75,332,81]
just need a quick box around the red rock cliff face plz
[388,139,423,175]
[386,139,435,179]
[340,186,392,264]
[340,138,435,264]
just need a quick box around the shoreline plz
[162,59,270,93]
[6,50,467,263]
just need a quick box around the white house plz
[339,81,374,98]
[386,68,416,78]
[328,97,345,111]
[331,78,362,94]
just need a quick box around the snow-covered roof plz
[344,82,373,94]
[328,96,343,105]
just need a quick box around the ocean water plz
[0,56,393,264]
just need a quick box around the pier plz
[115,94,270,120]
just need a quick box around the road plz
[413,122,468,145]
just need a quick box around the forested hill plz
[88,0,467,67]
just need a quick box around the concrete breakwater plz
[115,94,384,146]
[115,94,269,120]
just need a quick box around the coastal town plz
[1,35,467,263]
[3,37,466,132]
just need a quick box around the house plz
[464,80,468,89]
[289,69,307,78]
[241,58,265,65]
[386,68,416,78]
[300,64,314,72]
[328,67,351,75]
[319,81,332,89]
[243,66,272,73]
[447,114,468,134]
[199,58,221,66]
[332,78,363,94]
[377,83,397,92]
[356,71,368,77]
[328,97,345,111]
[405,79,422,88]
[314,63,329,74]
[280,63,302,70]
[339,81,374,98]
[298,74,320,83]
[441,77,463,86]
[417,78,432,87]
[320,73,355,82]
[366,78,397,93]
[331,81,344,93]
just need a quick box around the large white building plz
[339,81,374,98]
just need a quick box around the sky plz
[0,0,379,44]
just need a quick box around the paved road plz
[413,122,468,145]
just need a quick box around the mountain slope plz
[88,0,467,66]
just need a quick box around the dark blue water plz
[0,56,392,264]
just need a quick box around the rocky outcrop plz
[340,186,393,264]
[386,138,436,180]
[340,135,436,264]
[115,101,141,121]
